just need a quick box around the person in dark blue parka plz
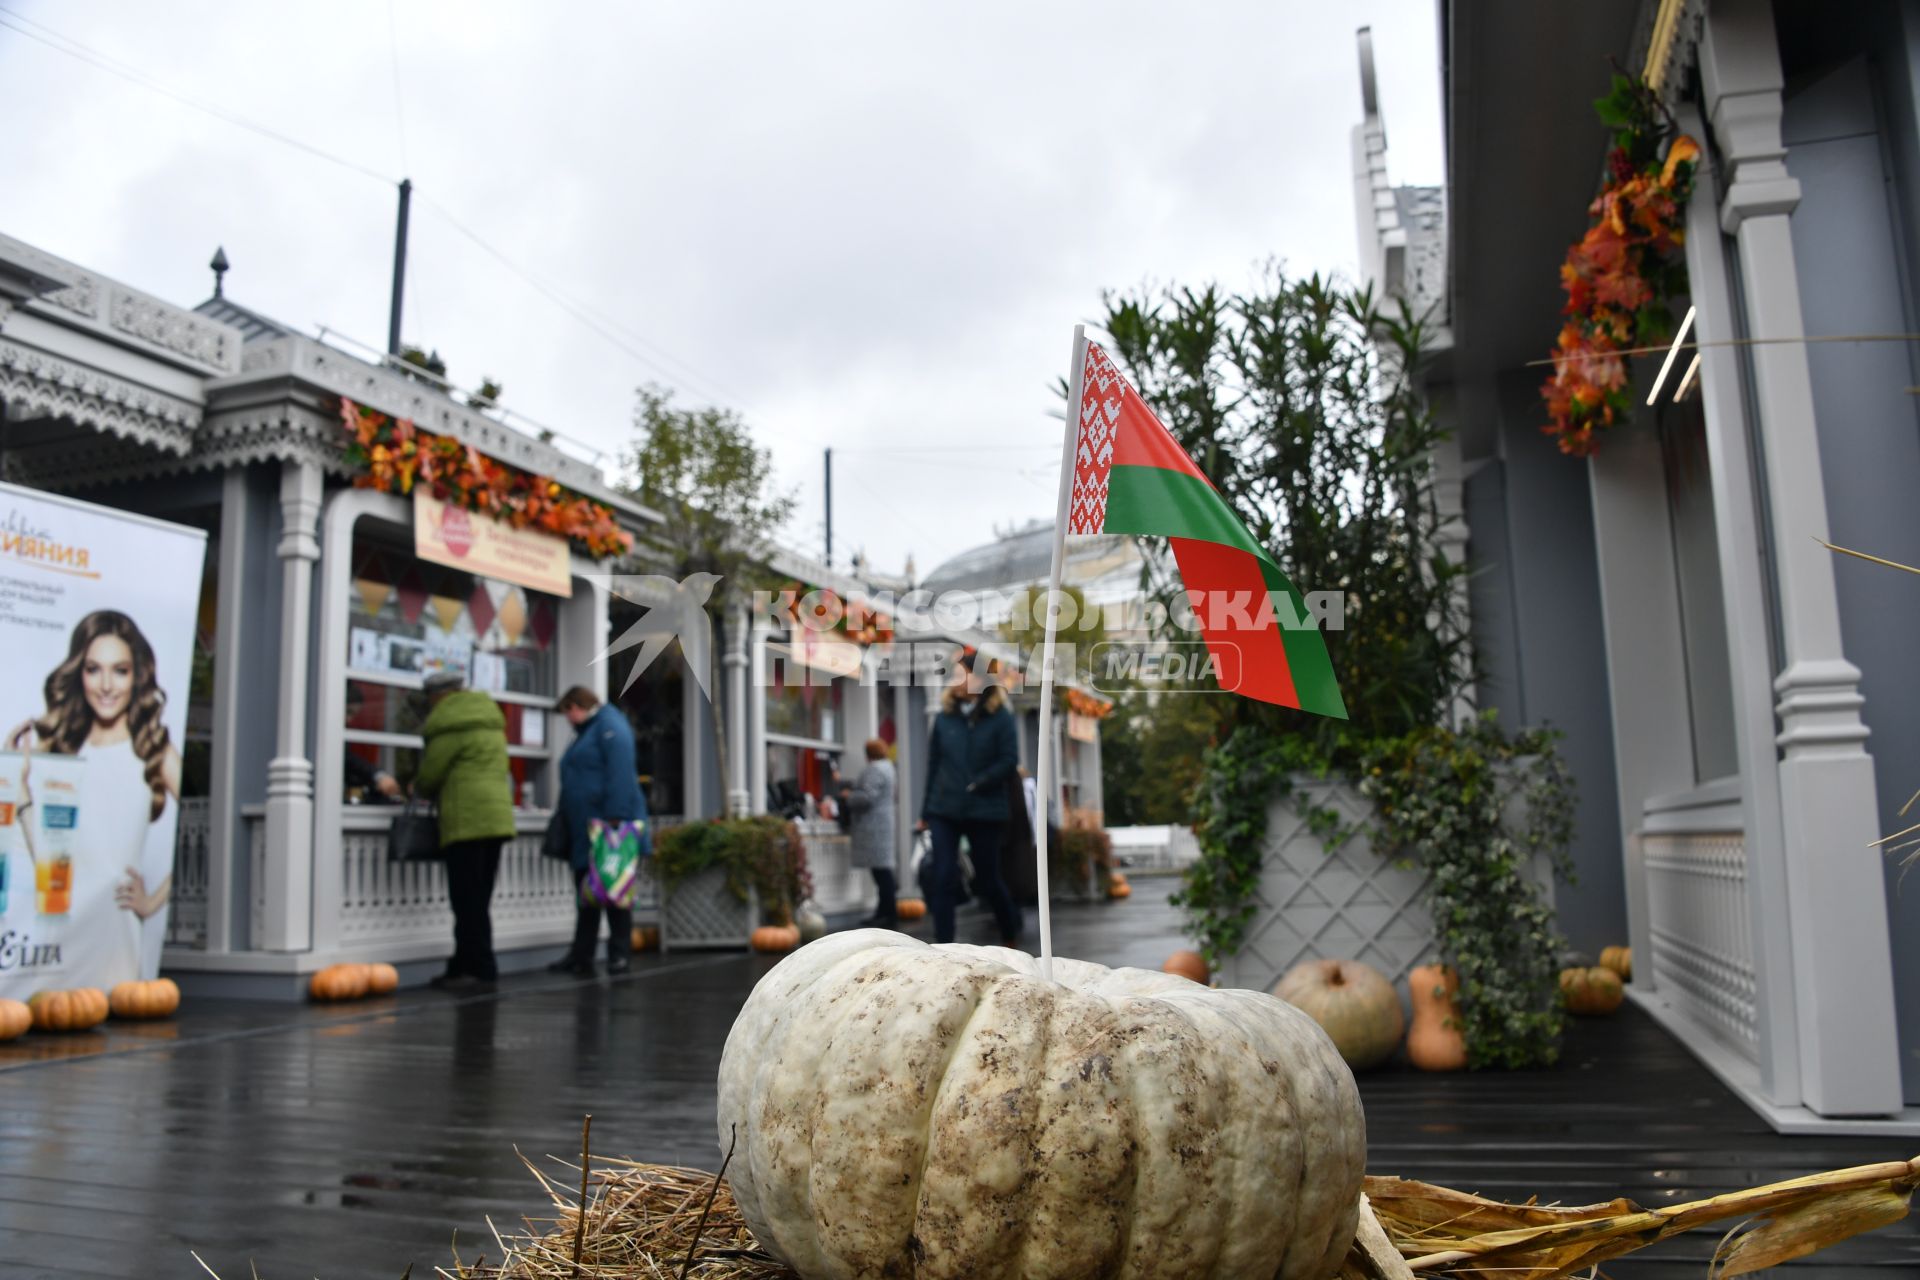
[918,650,1023,946]
[548,685,648,975]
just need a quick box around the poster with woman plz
[0,481,205,998]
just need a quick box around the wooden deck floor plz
[2,876,1914,1278]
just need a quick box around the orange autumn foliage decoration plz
[340,398,632,558]
[1541,76,1701,456]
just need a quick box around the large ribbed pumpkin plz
[1272,958,1405,1072]
[718,930,1365,1280]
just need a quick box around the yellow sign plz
[413,490,573,598]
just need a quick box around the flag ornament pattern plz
[1070,341,1347,719]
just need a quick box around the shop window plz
[341,532,559,808]
[764,665,846,818]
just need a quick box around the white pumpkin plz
[717,929,1366,1280]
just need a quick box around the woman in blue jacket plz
[918,650,1022,946]
[548,685,648,976]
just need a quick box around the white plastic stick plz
[1034,325,1087,984]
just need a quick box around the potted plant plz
[1102,272,1578,1068]
[650,815,812,951]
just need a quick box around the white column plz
[1681,101,1802,1105]
[1586,435,1694,998]
[260,459,320,952]
[747,624,769,815]
[1701,0,1899,1115]
[724,602,750,816]
[202,467,250,953]
[892,676,913,881]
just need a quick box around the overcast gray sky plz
[0,1,1442,580]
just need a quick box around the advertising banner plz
[0,481,206,997]
[414,489,573,598]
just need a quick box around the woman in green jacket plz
[414,672,516,990]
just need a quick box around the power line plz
[0,5,393,185]
[0,3,788,438]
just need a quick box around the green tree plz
[1098,685,1226,826]
[621,384,796,809]
[1100,270,1470,756]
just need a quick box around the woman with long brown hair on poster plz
[7,610,181,986]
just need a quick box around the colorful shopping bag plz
[585,818,646,908]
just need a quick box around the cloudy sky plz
[0,1,1442,580]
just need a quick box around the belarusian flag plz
[1068,340,1347,719]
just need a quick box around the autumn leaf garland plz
[1541,75,1701,456]
[338,397,633,558]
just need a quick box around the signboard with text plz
[0,481,206,996]
[414,490,574,598]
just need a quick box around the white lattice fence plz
[1643,830,1758,1061]
[1218,780,1556,996]
[661,866,758,951]
[167,797,211,948]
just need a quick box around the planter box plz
[1217,778,1557,997]
[659,865,759,952]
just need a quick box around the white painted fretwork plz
[1643,831,1760,1060]
[166,798,211,948]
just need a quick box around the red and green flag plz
[1068,340,1346,719]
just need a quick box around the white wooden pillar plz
[202,467,251,953]
[724,602,750,816]
[260,459,320,952]
[1702,0,1900,1115]
[1681,101,1802,1105]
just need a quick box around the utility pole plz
[823,447,834,568]
[387,178,413,356]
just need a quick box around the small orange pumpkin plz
[751,923,802,953]
[309,963,372,1002]
[365,964,400,995]
[630,925,660,953]
[1560,966,1625,1016]
[29,988,110,1032]
[0,998,31,1040]
[895,898,928,922]
[1162,950,1210,984]
[1598,945,1632,982]
[109,978,181,1020]
[1107,875,1132,899]
[1406,963,1467,1071]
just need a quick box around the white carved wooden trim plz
[166,797,212,948]
[1643,829,1760,1060]
[0,336,201,453]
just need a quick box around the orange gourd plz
[1598,945,1632,982]
[1405,963,1467,1071]
[895,898,927,922]
[365,964,400,995]
[0,998,31,1040]
[309,963,372,1002]
[29,988,110,1032]
[1108,875,1132,899]
[1560,966,1625,1015]
[1162,950,1210,984]
[751,923,801,953]
[109,978,181,1020]
[630,925,660,953]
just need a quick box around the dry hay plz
[451,1148,1919,1280]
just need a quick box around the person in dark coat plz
[842,738,898,927]
[547,685,648,976]
[917,650,1022,946]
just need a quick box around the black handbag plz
[387,797,442,862]
[541,806,571,861]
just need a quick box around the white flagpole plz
[1034,324,1088,984]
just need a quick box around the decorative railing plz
[1643,828,1759,1061]
[166,797,212,948]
